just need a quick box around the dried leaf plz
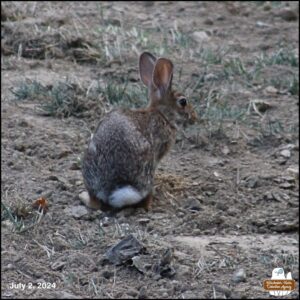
[32,197,49,213]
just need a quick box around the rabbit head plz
[139,51,197,124]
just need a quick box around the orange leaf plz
[32,197,49,213]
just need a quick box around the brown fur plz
[81,52,197,211]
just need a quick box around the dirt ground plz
[1,1,299,299]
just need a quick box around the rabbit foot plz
[79,191,107,210]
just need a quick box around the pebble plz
[102,270,114,279]
[213,284,231,297]
[69,162,81,170]
[221,145,230,155]
[204,18,214,25]
[279,182,294,189]
[177,265,191,277]
[191,31,210,43]
[263,1,272,11]
[232,268,246,283]
[287,166,299,179]
[126,288,139,297]
[2,220,14,230]
[204,73,217,81]
[51,260,66,271]
[280,149,291,158]
[216,14,226,21]
[264,86,278,95]
[184,197,202,212]
[278,8,298,22]
[64,205,89,219]
[138,286,148,299]
[244,175,259,188]
[138,218,151,225]
[256,21,271,28]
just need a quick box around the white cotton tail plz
[108,186,144,208]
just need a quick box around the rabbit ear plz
[152,58,173,98]
[139,52,157,87]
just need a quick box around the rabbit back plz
[82,109,172,207]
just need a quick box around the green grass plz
[267,75,299,95]
[194,47,227,65]
[223,57,250,79]
[256,48,298,68]
[11,78,148,117]
[1,201,44,233]
[98,79,148,108]
[11,80,99,117]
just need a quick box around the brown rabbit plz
[81,51,197,210]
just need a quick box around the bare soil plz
[1,1,299,299]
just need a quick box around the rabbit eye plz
[178,98,187,107]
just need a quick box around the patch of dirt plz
[1,1,299,299]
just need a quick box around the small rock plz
[204,18,214,25]
[14,142,27,152]
[286,166,299,179]
[216,14,226,21]
[153,274,162,281]
[272,222,298,233]
[232,268,246,283]
[51,260,66,271]
[263,1,272,11]
[138,218,150,225]
[102,270,114,279]
[106,18,121,26]
[17,119,30,127]
[184,197,202,211]
[2,263,14,271]
[138,286,148,299]
[272,191,290,202]
[177,265,190,277]
[280,149,291,158]
[131,256,147,274]
[264,86,278,95]
[143,1,154,7]
[56,148,72,159]
[213,284,231,298]
[160,248,174,266]
[204,73,217,81]
[126,288,139,298]
[215,202,228,211]
[278,8,298,22]
[281,175,296,182]
[191,31,210,43]
[276,156,288,165]
[48,175,59,181]
[256,21,271,28]
[69,162,81,170]
[281,143,297,150]
[2,220,14,230]
[279,182,294,189]
[64,205,89,219]
[221,145,230,155]
[243,175,259,188]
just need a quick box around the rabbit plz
[81,51,197,211]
